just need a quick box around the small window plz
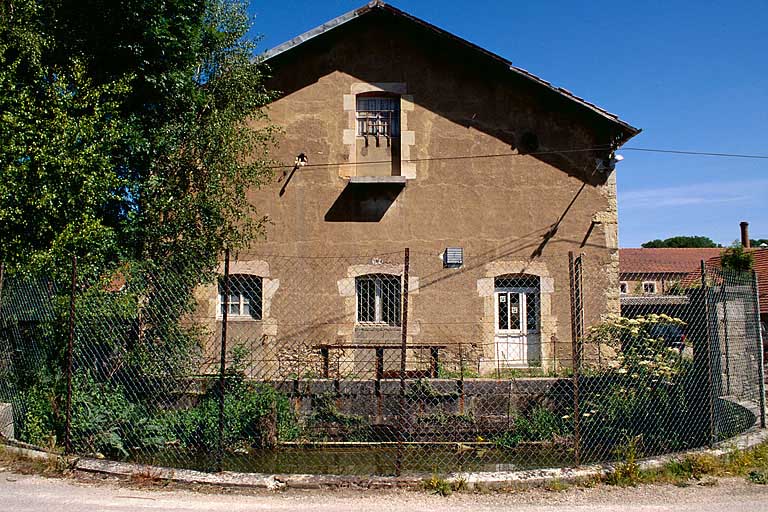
[642,281,657,295]
[219,274,262,320]
[620,282,628,295]
[356,95,400,137]
[356,274,401,326]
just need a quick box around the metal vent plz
[443,247,463,268]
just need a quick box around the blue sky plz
[248,1,768,247]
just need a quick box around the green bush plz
[161,381,299,452]
[18,380,60,448]
[579,382,691,456]
[69,372,141,457]
[575,314,699,457]
[493,406,567,448]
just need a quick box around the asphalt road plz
[2,472,768,512]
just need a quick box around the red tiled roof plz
[619,248,724,274]
[752,250,768,315]
[678,249,768,316]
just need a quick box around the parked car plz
[648,323,686,351]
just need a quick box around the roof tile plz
[619,248,723,274]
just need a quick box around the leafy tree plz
[0,1,132,278]
[1,0,278,454]
[0,0,275,279]
[750,239,768,248]
[721,245,754,272]
[641,236,720,249]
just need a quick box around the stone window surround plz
[342,82,416,179]
[476,261,556,371]
[214,260,279,336]
[337,263,420,338]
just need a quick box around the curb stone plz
[3,428,768,491]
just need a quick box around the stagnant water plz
[133,444,575,476]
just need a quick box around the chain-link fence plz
[0,252,764,476]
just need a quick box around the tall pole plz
[0,262,5,313]
[568,251,581,466]
[64,255,77,455]
[217,249,230,472]
[396,248,410,476]
[701,260,715,446]
[753,270,766,428]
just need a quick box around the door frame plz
[494,286,539,367]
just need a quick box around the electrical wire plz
[266,144,768,171]
[623,147,768,159]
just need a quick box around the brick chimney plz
[740,221,750,248]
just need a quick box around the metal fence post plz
[217,249,230,472]
[568,251,581,466]
[701,260,716,446]
[0,262,5,310]
[753,270,766,428]
[396,247,410,476]
[64,255,77,455]
[721,281,731,396]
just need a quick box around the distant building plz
[619,248,723,297]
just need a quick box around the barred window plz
[356,274,401,326]
[356,96,400,137]
[219,274,262,320]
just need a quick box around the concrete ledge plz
[4,427,768,491]
[448,427,768,490]
[73,457,423,490]
[348,176,407,185]
[0,439,63,462]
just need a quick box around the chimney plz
[740,221,750,248]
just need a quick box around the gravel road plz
[2,471,768,512]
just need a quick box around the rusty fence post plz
[396,247,410,476]
[216,249,230,472]
[721,282,731,396]
[568,251,583,466]
[701,260,716,446]
[64,255,77,455]
[753,270,766,428]
[0,262,4,310]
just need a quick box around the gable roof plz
[754,250,768,315]
[619,248,724,275]
[670,249,768,316]
[262,1,641,144]
[700,250,768,316]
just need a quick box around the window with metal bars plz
[356,96,400,137]
[218,274,262,320]
[356,274,401,326]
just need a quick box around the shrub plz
[69,371,139,457]
[493,406,568,448]
[576,314,703,457]
[161,381,298,452]
[721,245,753,272]
[18,379,60,448]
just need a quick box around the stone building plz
[619,248,723,297]
[196,1,640,377]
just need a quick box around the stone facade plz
[195,4,639,375]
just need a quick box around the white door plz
[494,288,539,367]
